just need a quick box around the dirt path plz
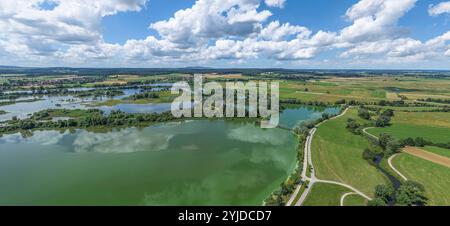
[340,192,357,206]
[388,154,408,181]
[403,146,450,169]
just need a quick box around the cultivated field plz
[368,111,450,143]
[279,76,450,104]
[403,147,450,168]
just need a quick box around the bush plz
[375,115,391,127]
[374,185,394,203]
[396,181,427,206]
[367,198,388,206]
[358,108,371,120]
[346,118,361,134]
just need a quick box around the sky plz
[0,0,449,69]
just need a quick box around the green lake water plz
[0,106,338,205]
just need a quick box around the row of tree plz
[418,98,450,104]
[0,110,177,135]
[368,182,427,206]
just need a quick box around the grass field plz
[365,105,445,112]
[368,111,450,143]
[278,76,450,104]
[302,183,351,206]
[88,91,178,107]
[343,194,367,206]
[422,146,450,159]
[392,153,450,206]
[290,181,309,206]
[311,108,389,197]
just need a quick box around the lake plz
[0,105,338,205]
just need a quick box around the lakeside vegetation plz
[0,109,177,137]
[0,98,43,107]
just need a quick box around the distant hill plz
[0,65,449,78]
[182,66,212,70]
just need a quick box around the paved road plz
[294,128,317,206]
[289,107,372,206]
[286,127,314,206]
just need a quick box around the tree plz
[381,109,394,118]
[321,113,330,120]
[396,181,427,206]
[414,137,427,147]
[402,137,416,146]
[386,139,402,154]
[363,148,376,163]
[374,185,394,203]
[346,118,361,134]
[367,198,387,206]
[375,115,391,127]
[358,108,371,120]
[378,133,391,150]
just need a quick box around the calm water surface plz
[0,105,338,205]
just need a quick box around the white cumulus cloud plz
[429,1,450,16]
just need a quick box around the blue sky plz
[103,0,449,43]
[1,0,450,69]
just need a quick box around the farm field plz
[368,111,450,143]
[392,153,450,206]
[403,147,450,168]
[1,71,450,207]
[311,108,389,197]
[422,146,450,159]
[279,76,450,104]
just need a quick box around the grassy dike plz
[311,108,389,197]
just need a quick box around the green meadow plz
[422,146,450,158]
[343,194,367,206]
[393,154,450,206]
[368,112,450,143]
[311,108,389,197]
[302,183,351,206]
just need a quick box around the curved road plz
[289,107,373,206]
[362,127,408,181]
[388,154,408,181]
[340,192,357,206]
[362,127,378,140]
